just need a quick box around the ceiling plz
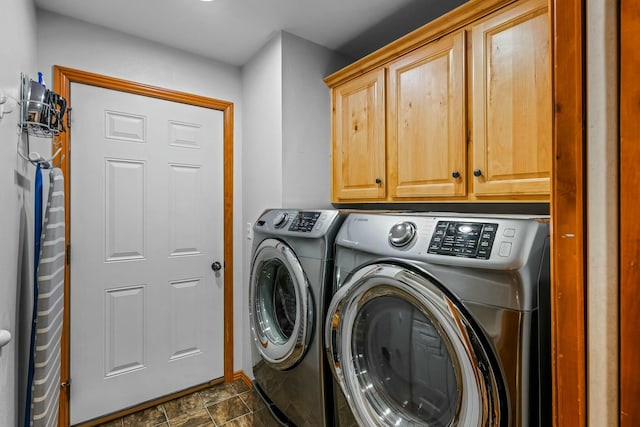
[34,0,467,67]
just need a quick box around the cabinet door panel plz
[332,69,386,201]
[471,0,551,197]
[388,31,466,198]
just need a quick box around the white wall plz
[0,1,37,426]
[240,31,349,375]
[240,33,284,375]
[586,0,618,424]
[35,10,247,373]
[282,32,349,208]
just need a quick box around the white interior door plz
[69,83,225,424]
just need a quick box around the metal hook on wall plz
[16,132,63,169]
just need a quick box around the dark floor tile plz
[207,395,250,425]
[230,379,251,395]
[199,383,238,406]
[219,413,253,427]
[167,408,214,427]
[221,410,282,427]
[238,390,268,413]
[121,405,168,427]
[164,393,206,420]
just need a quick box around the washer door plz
[325,263,506,427]
[250,238,313,370]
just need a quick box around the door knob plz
[211,261,222,272]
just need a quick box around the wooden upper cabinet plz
[470,0,551,197]
[332,68,386,201]
[387,31,467,199]
[326,0,551,203]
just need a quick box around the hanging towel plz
[30,168,65,427]
[24,164,43,427]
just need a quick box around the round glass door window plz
[326,263,505,427]
[256,258,297,343]
[250,238,312,370]
[352,296,458,426]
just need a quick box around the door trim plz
[53,66,235,426]
[550,0,587,425]
[620,0,639,423]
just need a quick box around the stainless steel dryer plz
[325,212,551,427]
[249,209,346,426]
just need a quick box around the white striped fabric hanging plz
[30,168,65,427]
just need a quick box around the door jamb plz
[550,0,587,425]
[53,65,235,426]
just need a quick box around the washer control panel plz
[428,221,498,259]
[288,211,321,232]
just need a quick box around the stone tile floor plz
[97,379,281,427]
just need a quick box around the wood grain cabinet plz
[331,68,386,201]
[327,0,551,203]
[387,31,467,199]
[470,0,551,197]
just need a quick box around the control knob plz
[273,212,288,228]
[388,222,417,247]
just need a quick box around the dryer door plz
[325,263,506,427]
[250,238,313,370]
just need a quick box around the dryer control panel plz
[428,221,498,259]
[288,211,321,232]
[254,209,343,238]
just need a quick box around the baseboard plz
[233,370,253,389]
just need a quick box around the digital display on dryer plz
[428,221,498,259]
[288,211,321,232]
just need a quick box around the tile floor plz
[97,379,281,427]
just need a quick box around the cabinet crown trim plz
[324,0,517,88]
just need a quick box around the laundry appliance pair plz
[249,209,551,427]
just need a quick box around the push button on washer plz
[503,228,516,237]
[499,242,512,257]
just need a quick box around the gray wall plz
[586,0,618,424]
[240,31,350,375]
[282,32,348,208]
[240,32,284,374]
[0,1,37,426]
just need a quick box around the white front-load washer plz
[325,212,551,427]
[249,209,346,426]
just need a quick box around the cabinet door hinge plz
[66,107,72,130]
[66,244,70,265]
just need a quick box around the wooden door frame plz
[550,0,587,425]
[620,0,639,424]
[53,66,235,426]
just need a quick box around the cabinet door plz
[471,0,551,197]
[388,31,466,199]
[332,68,386,201]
